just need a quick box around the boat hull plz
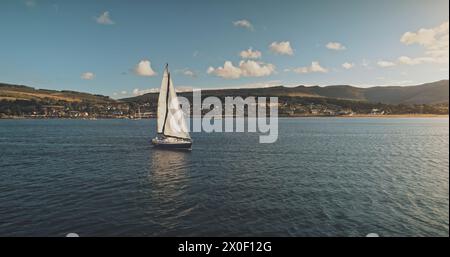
[152,138,192,149]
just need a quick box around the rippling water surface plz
[0,118,448,236]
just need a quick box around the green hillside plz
[0,83,116,103]
[123,80,449,105]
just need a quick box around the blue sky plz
[0,0,448,98]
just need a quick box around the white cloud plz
[290,61,328,74]
[81,72,95,80]
[96,11,115,25]
[121,91,127,95]
[397,56,435,65]
[132,87,192,95]
[401,28,436,45]
[291,67,309,73]
[239,60,275,77]
[233,19,254,30]
[401,26,439,46]
[133,88,159,96]
[232,80,281,89]
[207,61,241,79]
[203,80,282,90]
[342,62,355,69]
[239,47,262,59]
[400,20,449,64]
[326,42,346,50]
[377,60,396,67]
[207,60,275,79]
[134,60,157,76]
[182,69,196,78]
[183,70,194,77]
[269,41,294,55]
[310,61,328,73]
[378,54,439,67]
[382,80,414,86]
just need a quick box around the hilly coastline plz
[124,80,449,105]
[1,80,448,118]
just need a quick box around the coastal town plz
[1,99,447,119]
[1,80,448,119]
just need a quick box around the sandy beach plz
[339,114,449,118]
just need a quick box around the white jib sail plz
[163,73,191,139]
[156,67,169,134]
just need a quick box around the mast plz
[157,63,191,140]
[156,64,169,134]
[162,65,170,134]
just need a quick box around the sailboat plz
[151,64,192,149]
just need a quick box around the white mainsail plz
[157,65,191,140]
[156,67,169,133]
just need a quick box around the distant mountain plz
[123,80,449,105]
[363,80,449,104]
[1,80,448,105]
[0,83,116,103]
[1,80,448,118]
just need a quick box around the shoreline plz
[329,114,449,118]
[1,114,448,120]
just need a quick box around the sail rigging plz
[156,66,169,133]
[156,65,191,140]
